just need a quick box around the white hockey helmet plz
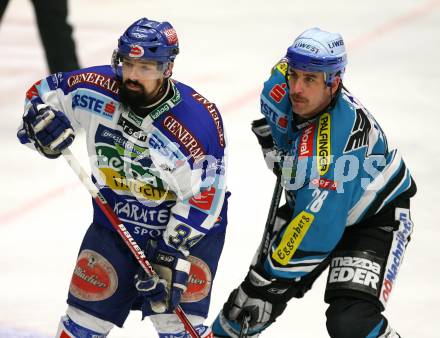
[286,27,347,86]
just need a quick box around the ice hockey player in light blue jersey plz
[18,17,228,338]
[212,27,416,337]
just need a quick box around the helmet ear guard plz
[111,49,123,78]
[162,62,174,78]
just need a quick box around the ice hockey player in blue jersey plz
[17,18,228,338]
[212,28,416,337]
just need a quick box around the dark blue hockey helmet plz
[286,28,347,87]
[112,18,179,76]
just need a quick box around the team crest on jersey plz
[69,250,118,301]
[344,108,371,153]
[181,256,212,303]
[129,44,144,58]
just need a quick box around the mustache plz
[124,79,143,88]
[291,94,308,103]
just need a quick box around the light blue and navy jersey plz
[23,65,228,254]
[260,60,416,279]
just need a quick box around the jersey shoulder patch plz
[271,58,289,76]
[172,82,226,152]
[53,65,120,99]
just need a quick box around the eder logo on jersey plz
[327,251,384,298]
[317,112,331,176]
[272,211,314,265]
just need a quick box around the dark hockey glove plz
[251,118,282,175]
[135,239,191,314]
[17,103,75,159]
[251,117,274,149]
[211,268,288,337]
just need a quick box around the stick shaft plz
[258,174,283,262]
[240,175,283,337]
[62,149,200,338]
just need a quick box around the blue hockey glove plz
[211,268,288,337]
[17,103,75,159]
[135,239,191,314]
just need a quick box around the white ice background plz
[0,0,439,337]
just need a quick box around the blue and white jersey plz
[259,60,416,279]
[23,65,228,254]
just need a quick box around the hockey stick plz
[62,148,201,338]
[239,174,283,337]
[257,173,283,262]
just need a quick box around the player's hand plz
[211,268,287,337]
[251,118,283,175]
[17,103,75,159]
[251,117,274,149]
[135,239,191,314]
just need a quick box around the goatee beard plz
[119,80,150,109]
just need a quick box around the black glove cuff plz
[242,268,292,304]
[251,118,274,149]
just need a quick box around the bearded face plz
[119,79,151,107]
[119,58,170,108]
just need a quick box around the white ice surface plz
[0,0,439,336]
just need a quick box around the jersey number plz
[307,189,328,213]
